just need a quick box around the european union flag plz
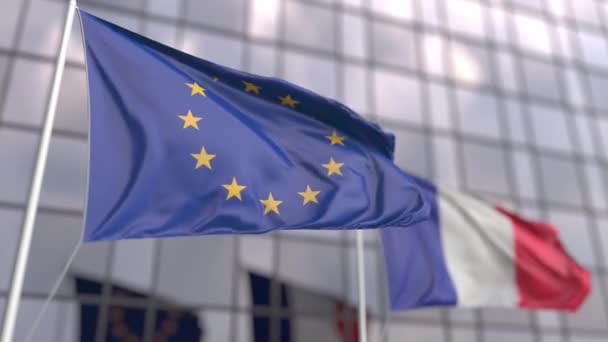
[75,276,203,341]
[79,10,429,241]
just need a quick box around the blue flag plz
[79,10,429,241]
[75,276,203,341]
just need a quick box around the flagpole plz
[0,1,78,341]
[356,230,368,342]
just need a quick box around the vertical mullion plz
[434,0,484,341]
[408,0,450,341]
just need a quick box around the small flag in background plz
[78,10,429,242]
[75,276,203,341]
[381,176,591,312]
[249,271,363,342]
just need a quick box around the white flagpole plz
[356,230,368,342]
[1,1,78,341]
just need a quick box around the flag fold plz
[381,176,591,312]
[79,10,429,241]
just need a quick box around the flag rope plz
[23,239,83,342]
[0,1,78,341]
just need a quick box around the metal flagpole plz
[356,230,368,342]
[0,0,78,341]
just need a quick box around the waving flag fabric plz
[76,276,202,341]
[381,176,591,312]
[78,10,429,241]
[249,271,362,342]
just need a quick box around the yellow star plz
[322,158,344,176]
[186,82,206,96]
[191,146,216,169]
[243,81,261,94]
[260,193,283,215]
[325,130,346,145]
[222,177,247,200]
[278,94,299,108]
[298,185,320,205]
[178,110,203,129]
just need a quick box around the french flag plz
[381,176,591,311]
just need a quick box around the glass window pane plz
[482,308,532,325]
[483,330,535,342]
[530,104,573,153]
[18,0,66,57]
[56,66,88,134]
[240,235,274,274]
[452,328,477,342]
[566,275,608,330]
[574,114,597,157]
[496,51,518,93]
[15,300,73,342]
[422,33,446,77]
[40,136,87,210]
[279,239,343,296]
[512,149,538,200]
[456,89,501,140]
[588,75,608,111]
[511,0,543,11]
[374,69,422,124]
[346,246,382,312]
[429,83,452,130]
[341,64,369,114]
[3,59,54,126]
[341,13,367,60]
[564,68,586,108]
[522,58,560,102]
[24,212,83,294]
[446,0,485,39]
[571,0,601,27]
[181,30,243,69]
[491,7,509,45]
[388,323,444,342]
[249,0,280,39]
[284,51,336,99]
[548,209,595,268]
[184,0,245,32]
[285,1,334,52]
[505,99,528,144]
[143,21,178,47]
[463,142,510,195]
[0,55,7,85]
[0,208,21,291]
[0,129,37,204]
[370,0,414,21]
[556,25,574,61]
[577,30,608,69]
[584,163,608,211]
[158,236,235,305]
[393,128,429,177]
[372,21,417,70]
[0,0,21,48]
[539,155,583,207]
[514,13,552,56]
[146,0,180,18]
[420,0,440,26]
[112,239,156,291]
[202,311,231,341]
[433,136,462,187]
[248,44,278,77]
[450,40,492,86]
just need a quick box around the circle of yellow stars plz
[181,79,347,216]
